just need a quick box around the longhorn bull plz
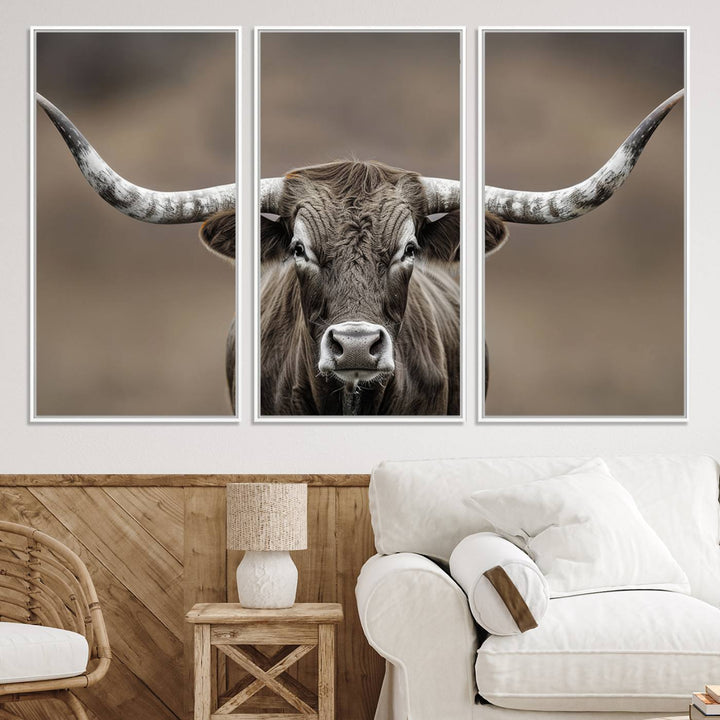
[37,89,682,411]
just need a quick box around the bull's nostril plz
[330,336,343,357]
[369,337,383,357]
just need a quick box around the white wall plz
[2,1,719,473]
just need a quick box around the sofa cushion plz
[450,532,549,635]
[370,455,720,607]
[0,622,89,683]
[475,590,720,713]
[468,458,690,597]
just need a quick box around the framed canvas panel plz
[255,27,465,422]
[31,27,240,421]
[480,28,687,421]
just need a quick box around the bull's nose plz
[318,321,394,377]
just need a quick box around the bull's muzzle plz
[318,321,394,382]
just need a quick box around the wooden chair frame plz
[0,521,111,719]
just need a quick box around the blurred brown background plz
[484,32,684,417]
[36,31,235,416]
[260,32,460,179]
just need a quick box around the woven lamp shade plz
[227,483,307,551]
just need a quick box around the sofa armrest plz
[356,553,479,720]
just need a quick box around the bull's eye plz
[292,242,307,260]
[402,242,418,261]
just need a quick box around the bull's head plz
[483,89,684,397]
[253,162,460,411]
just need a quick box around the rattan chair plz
[0,521,110,720]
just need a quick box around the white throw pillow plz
[468,458,690,598]
[450,532,549,635]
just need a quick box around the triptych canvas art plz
[31,27,686,422]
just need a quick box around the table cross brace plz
[215,644,316,715]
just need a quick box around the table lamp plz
[227,483,307,608]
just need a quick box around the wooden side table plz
[186,603,343,720]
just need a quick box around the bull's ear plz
[418,209,460,262]
[485,212,509,257]
[199,210,236,261]
[260,215,291,262]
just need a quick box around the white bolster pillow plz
[449,532,549,636]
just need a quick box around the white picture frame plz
[30,26,241,423]
[479,26,688,423]
[254,26,467,423]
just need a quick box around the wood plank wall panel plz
[0,476,382,720]
[104,487,184,563]
[336,488,384,720]
[183,488,227,719]
[0,486,183,720]
[31,488,185,640]
[294,487,337,698]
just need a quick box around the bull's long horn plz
[36,93,235,224]
[485,89,684,224]
[420,177,461,213]
[260,178,285,213]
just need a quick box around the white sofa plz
[356,456,720,720]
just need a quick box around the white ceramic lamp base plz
[236,550,298,609]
